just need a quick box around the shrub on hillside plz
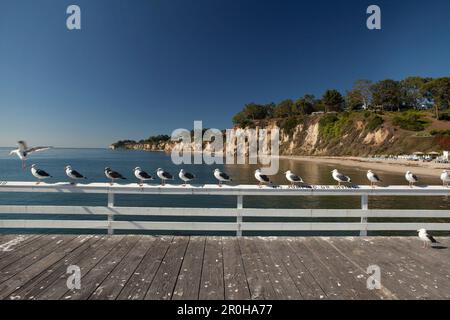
[366,115,384,131]
[392,111,430,131]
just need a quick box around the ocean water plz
[1,148,449,235]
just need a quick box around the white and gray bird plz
[254,169,271,188]
[417,228,439,248]
[31,164,52,184]
[440,170,450,187]
[179,169,195,186]
[134,167,154,186]
[214,168,232,187]
[332,169,351,186]
[10,141,52,170]
[104,167,126,185]
[366,170,381,187]
[157,168,173,186]
[285,170,303,188]
[65,165,87,184]
[405,171,418,187]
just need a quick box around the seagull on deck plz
[405,171,419,188]
[440,170,450,187]
[417,228,439,248]
[157,168,173,186]
[366,170,381,188]
[285,170,303,188]
[134,167,154,186]
[65,165,87,184]
[104,167,126,185]
[331,169,351,186]
[31,164,52,184]
[254,169,272,188]
[214,168,232,187]
[179,169,195,187]
[10,141,52,170]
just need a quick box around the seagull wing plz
[259,174,270,182]
[111,171,126,179]
[162,171,173,179]
[412,174,419,181]
[185,172,195,180]
[36,169,50,177]
[373,173,381,182]
[71,170,85,179]
[427,234,438,243]
[336,173,350,182]
[139,171,153,179]
[26,146,52,154]
[291,174,302,182]
[220,172,230,180]
[18,141,28,151]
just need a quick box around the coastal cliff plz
[111,112,450,156]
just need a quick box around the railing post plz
[360,194,368,236]
[107,192,114,235]
[236,195,243,237]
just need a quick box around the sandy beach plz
[280,155,450,178]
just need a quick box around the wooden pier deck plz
[0,235,449,300]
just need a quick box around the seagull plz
[254,169,271,188]
[331,169,351,186]
[285,170,303,188]
[405,171,418,188]
[366,170,381,188]
[104,167,126,185]
[30,164,52,184]
[157,168,173,186]
[179,169,195,187]
[417,228,439,248]
[65,165,87,184]
[440,170,450,187]
[214,168,232,187]
[134,167,154,186]
[9,141,52,170]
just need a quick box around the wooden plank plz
[0,236,78,284]
[0,235,43,259]
[253,238,302,300]
[173,237,206,300]
[35,235,125,300]
[0,235,51,270]
[89,236,155,300]
[0,236,94,299]
[6,236,104,300]
[267,238,327,299]
[199,237,225,300]
[145,237,189,300]
[117,236,172,300]
[222,237,251,300]
[238,237,277,300]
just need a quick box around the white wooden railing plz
[1,181,450,236]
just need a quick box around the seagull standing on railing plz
[31,164,52,184]
[179,169,195,187]
[417,228,439,248]
[285,170,303,188]
[65,165,87,185]
[104,167,126,185]
[366,170,381,188]
[134,167,154,186]
[9,141,52,170]
[157,168,173,186]
[440,170,450,187]
[214,168,232,187]
[332,169,351,186]
[405,171,418,188]
[254,169,271,188]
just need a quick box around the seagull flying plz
[440,170,450,187]
[214,168,232,187]
[179,169,195,186]
[254,169,272,188]
[285,170,303,188]
[366,170,381,187]
[65,165,87,184]
[10,141,52,169]
[417,228,439,248]
[405,171,418,188]
[157,168,173,186]
[134,167,154,186]
[104,167,126,185]
[332,169,351,186]
[31,164,52,184]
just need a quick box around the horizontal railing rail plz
[1,182,450,236]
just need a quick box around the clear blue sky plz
[1,0,449,147]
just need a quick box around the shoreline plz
[279,155,449,178]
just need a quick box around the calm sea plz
[1,147,449,235]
